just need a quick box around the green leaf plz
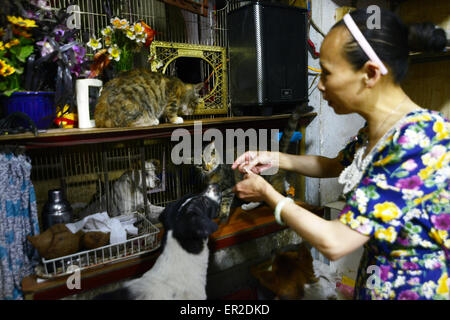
[16,45,34,62]
[14,65,24,74]
[3,87,19,96]
[20,37,33,45]
[1,56,12,65]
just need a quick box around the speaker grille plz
[228,3,308,111]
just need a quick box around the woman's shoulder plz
[372,109,448,167]
[400,109,448,128]
[393,109,449,146]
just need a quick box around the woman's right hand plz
[232,151,279,175]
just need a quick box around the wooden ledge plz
[0,113,317,148]
[22,249,162,300]
[210,201,324,250]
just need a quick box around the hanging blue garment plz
[0,146,40,300]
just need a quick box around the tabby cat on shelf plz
[197,103,307,223]
[94,68,203,128]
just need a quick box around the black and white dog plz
[94,184,221,300]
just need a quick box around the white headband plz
[343,13,388,75]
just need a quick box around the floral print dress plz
[337,109,449,300]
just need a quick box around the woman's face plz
[318,27,366,115]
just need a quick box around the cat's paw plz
[170,117,184,124]
[241,202,261,211]
[149,118,160,126]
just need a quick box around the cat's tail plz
[268,102,308,194]
[278,101,308,154]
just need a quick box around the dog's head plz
[159,184,221,254]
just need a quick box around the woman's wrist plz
[261,181,284,208]
[277,152,292,171]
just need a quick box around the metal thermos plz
[42,189,73,231]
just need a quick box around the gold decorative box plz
[150,41,228,115]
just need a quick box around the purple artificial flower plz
[398,290,420,300]
[395,175,423,190]
[54,28,66,42]
[30,0,52,10]
[36,38,55,57]
[73,45,86,64]
[24,10,39,19]
[402,262,419,270]
[70,64,81,77]
[431,214,450,231]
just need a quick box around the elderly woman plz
[232,8,449,300]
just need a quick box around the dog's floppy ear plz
[159,194,195,229]
[192,215,218,238]
[205,200,220,219]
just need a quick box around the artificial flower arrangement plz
[1,2,88,99]
[0,0,89,128]
[87,17,157,78]
[27,6,89,110]
[0,16,37,96]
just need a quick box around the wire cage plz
[51,0,233,117]
[29,139,200,224]
[28,138,204,277]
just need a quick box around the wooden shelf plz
[410,49,450,64]
[210,200,324,251]
[0,113,317,149]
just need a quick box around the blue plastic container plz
[278,131,303,142]
[4,91,55,129]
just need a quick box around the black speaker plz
[228,2,308,115]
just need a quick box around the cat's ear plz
[151,159,160,170]
[193,82,203,92]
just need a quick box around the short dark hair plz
[332,8,447,83]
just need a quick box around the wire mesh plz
[51,0,221,45]
[28,139,200,226]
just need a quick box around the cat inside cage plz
[29,140,196,227]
